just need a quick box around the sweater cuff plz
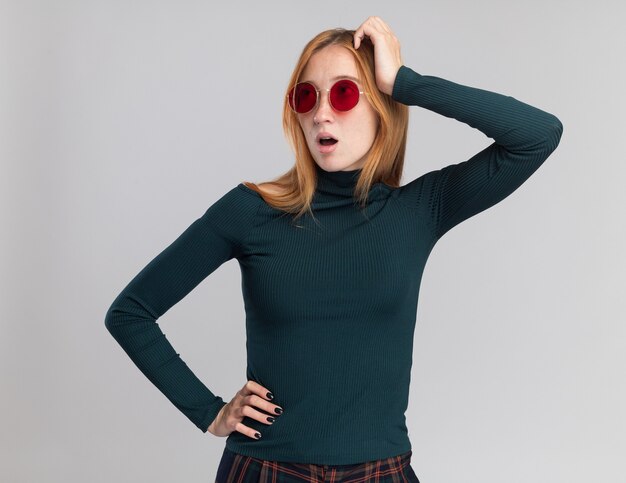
[199,398,228,433]
[391,65,421,105]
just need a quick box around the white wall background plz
[1,1,624,482]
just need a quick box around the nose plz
[313,89,334,123]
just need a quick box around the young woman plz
[105,16,563,482]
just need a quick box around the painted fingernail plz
[255,432,262,439]
[266,392,274,400]
[274,407,283,415]
[267,416,275,423]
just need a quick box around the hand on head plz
[353,16,403,96]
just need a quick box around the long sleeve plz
[104,185,260,432]
[392,65,563,241]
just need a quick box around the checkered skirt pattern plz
[215,446,421,482]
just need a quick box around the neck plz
[311,163,391,209]
[314,163,362,197]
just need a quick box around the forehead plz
[300,45,360,83]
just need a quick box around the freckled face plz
[297,45,379,172]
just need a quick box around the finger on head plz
[354,32,364,49]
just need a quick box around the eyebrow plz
[301,75,361,84]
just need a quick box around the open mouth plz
[318,137,338,146]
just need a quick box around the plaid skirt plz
[215,445,421,482]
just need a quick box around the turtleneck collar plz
[314,163,362,199]
[310,163,392,209]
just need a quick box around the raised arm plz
[393,65,563,240]
[104,186,259,432]
[352,16,563,241]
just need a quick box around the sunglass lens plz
[330,79,360,111]
[289,82,317,113]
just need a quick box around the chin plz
[318,160,348,171]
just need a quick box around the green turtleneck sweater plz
[105,65,563,465]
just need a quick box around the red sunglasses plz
[287,79,366,114]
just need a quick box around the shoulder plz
[200,184,263,234]
[394,168,447,209]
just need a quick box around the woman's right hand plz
[207,380,283,440]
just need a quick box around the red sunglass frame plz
[286,79,367,114]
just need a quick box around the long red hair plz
[242,28,409,220]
